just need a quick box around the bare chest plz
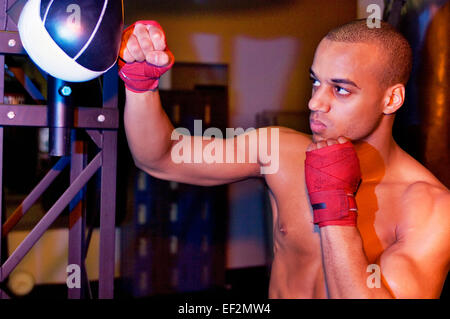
[267,177,401,261]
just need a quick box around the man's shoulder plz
[400,180,450,230]
[397,181,450,266]
[260,127,311,185]
[275,126,312,149]
[392,148,449,225]
[403,180,449,205]
[254,126,312,159]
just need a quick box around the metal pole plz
[0,52,6,299]
[68,130,87,299]
[47,76,73,157]
[2,157,69,237]
[98,67,118,299]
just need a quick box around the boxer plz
[120,19,450,298]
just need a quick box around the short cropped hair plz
[325,19,413,88]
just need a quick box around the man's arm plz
[320,183,450,299]
[377,185,450,298]
[121,21,267,186]
[122,21,302,186]
[319,226,392,298]
[124,89,270,186]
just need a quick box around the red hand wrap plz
[305,142,361,227]
[118,21,174,93]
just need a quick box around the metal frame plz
[0,0,119,299]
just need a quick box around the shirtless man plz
[119,19,450,298]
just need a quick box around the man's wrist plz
[316,210,358,228]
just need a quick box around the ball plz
[8,271,35,296]
[18,0,123,82]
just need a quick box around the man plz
[119,19,450,298]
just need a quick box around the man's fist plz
[305,137,361,228]
[118,21,174,93]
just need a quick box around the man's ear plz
[383,84,405,115]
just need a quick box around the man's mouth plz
[309,117,327,133]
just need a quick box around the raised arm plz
[124,89,272,186]
[121,21,278,186]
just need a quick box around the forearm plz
[124,89,175,168]
[320,226,393,299]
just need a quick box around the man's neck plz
[354,135,396,183]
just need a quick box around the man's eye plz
[311,79,320,87]
[336,86,350,96]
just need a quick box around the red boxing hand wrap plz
[305,142,361,227]
[118,21,174,93]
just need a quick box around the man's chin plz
[312,134,327,143]
[312,133,346,143]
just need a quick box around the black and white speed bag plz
[18,0,124,82]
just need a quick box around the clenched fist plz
[305,137,361,228]
[118,21,174,92]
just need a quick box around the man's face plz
[308,39,386,143]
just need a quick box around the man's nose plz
[308,87,331,113]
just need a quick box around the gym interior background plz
[0,0,448,298]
